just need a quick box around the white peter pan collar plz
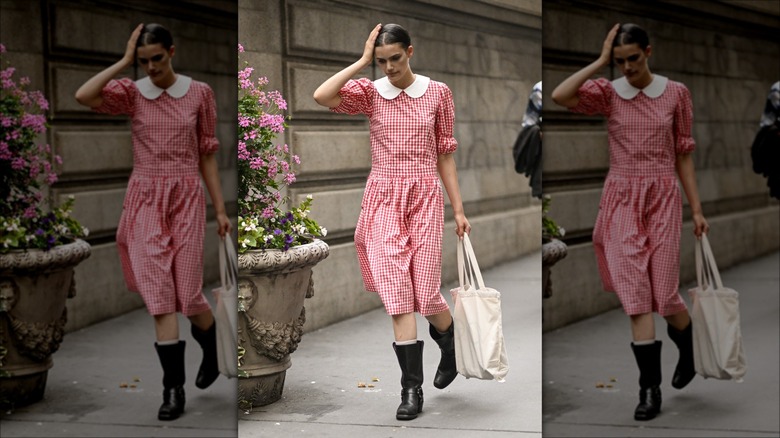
[136,74,192,99]
[612,74,668,99]
[375,74,431,99]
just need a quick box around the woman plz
[75,23,231,421]
[313,23,471,421]
[551,23,709,421]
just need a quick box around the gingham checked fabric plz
[571,77,695,316]
[94,78,218,316]
[331,77,457,316]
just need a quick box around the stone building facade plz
[240,0,542,331]
[0,0,238,331]
[542,0,780,330]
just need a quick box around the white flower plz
[306,194,313,200]
[320,227,327,237]
[82,227,90,237]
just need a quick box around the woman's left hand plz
[454,213,471,238]
[692,212,709,238]
[216,212,232,238]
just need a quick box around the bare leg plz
[629,312,655,342]
[154,313,179,342]
[663,309,690,331]
[392,313,418,342]
[187,310,215,332]
[424,310,453,333]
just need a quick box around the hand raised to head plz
[361,23,382,66]
[123,23,144,65]
[599,23,620,66]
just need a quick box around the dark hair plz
[613,23,650,50]
[137,23,174,50]
[375,24,411,49]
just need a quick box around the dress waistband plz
[131,167,200,178]
[608,167,676,178]
[369,167,439,179]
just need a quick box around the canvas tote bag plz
[689,233,747,381]
[450,234,509,382]
[212,234,239,378]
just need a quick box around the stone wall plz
[541,0,780,331]
[0,0,238,331]
[240,0,542,331]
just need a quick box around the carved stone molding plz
[0,239,91,275]
[243,307,306,361]
[7,308,67,361]
[238,239,330,274]
[542,238,568,266]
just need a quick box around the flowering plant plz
[0,44,87,253]
[237,44,325,253]
[542,194,565,242]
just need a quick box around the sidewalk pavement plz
[0,286,237,437]
[3,250,773,438]
[542,251,780,437]
[239,250,543,438]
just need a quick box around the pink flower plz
[0,43,6,53]
[249,157,265,170]
[238,43,244,53]
[237,141,250,160]
[268,90,287,110]
[11,157,26,170]
[261,207,275,218]
[23,206,38,219]
[284,173,296,184]
[30,91,49,110]
[0,67,15,79]
[21,113,46,133]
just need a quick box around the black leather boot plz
[155,341,186,421]
[667,322,696,389]
[393,341,424,421]
[631,341,662,421]
[191,322,220,389]
[429,322,457,389]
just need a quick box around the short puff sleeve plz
[570,78,613,117]
[673,84,696,154]
[197,83,220,155]
[435,84,458,155]
[93,78,136,116]
[330,78,375,116]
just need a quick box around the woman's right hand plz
[360,23,382,66]
[598,23,620,66]
[122,23,144,66]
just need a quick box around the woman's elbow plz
[551,89,565,106]
[312,89,327,107]
[74,90,96,107]
[74,90,87,106]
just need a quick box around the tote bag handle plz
[456,234,486,291]
[695,234,723,291]
[219,234,238,291]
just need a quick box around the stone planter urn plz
[542,238,568,299]
[0,239,91,409]
[237,239,329,408]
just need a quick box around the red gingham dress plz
[571,77,695,316]
[94,76,218,316]
[331,76,457,316]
